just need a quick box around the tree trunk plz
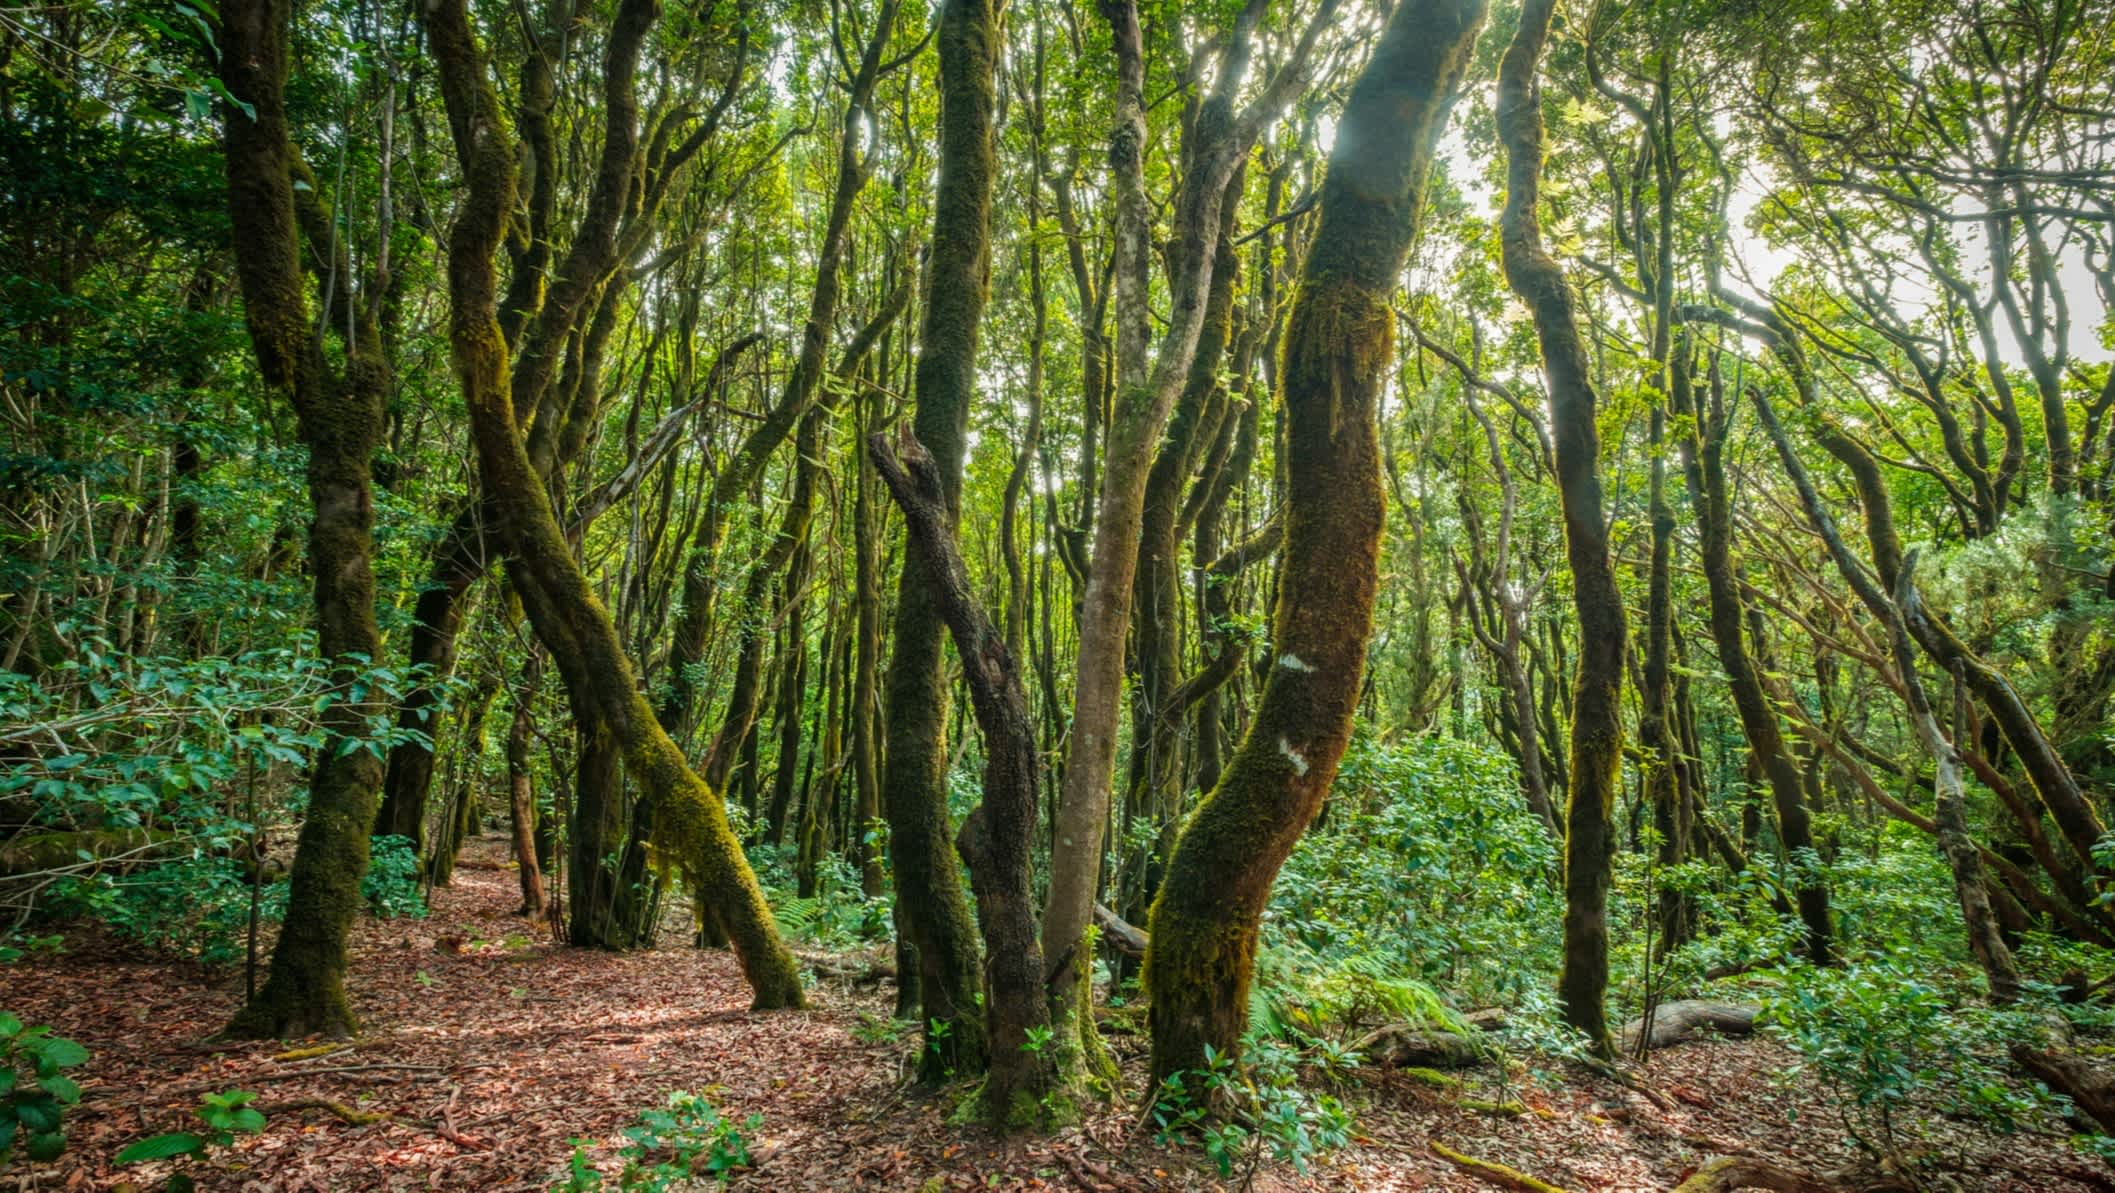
[880,0,999,1080]
[507,657,548,919]
[1674,350,1832,966]
[1143,0,1485,1085]
[1496,0,1631,1054]
[872,433,1062,1128]
[216,0,390,1040]
[421,0,802,1009]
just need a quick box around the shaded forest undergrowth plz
[7,838,2110,1193]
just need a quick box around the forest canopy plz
[3,0,2115,1185]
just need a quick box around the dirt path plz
[8,840,2109,1191]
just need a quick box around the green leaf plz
[27,1129,66,1162]
[38,1075,81,1104]
[13,1096,61,1133]
[117,1131,208,1164]
[37,1038,89,1068]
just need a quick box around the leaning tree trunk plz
[1143,0,1486,1085]
[878,0,1000,1081]
[872,433,1061,1129]
[421,0,801,1009]
[1674,349,1832,967]
[217,0,390,1040]
[1496,0,1631,1055]
[1742,380,2019,1000]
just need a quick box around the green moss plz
[1401,1067,1461,1090]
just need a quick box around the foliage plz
[0,1011,89,1169]
[115,1089,268,1188]
[361,835,428,920]
[50,854,285,966]
[1148,1038,1353,1180]
[1267,736,1559,1007]
[1757,956,2052,1158]
[556,1091,758,1191]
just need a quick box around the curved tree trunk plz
[1143,0,1486,1085]
[1496,0,1631,1054]
[881,0,999,1080]
[421,0,802,1009]
[217,0,390,1040]
[1674,349,1832,967]
[872,433,1060,1128]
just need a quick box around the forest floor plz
[10,837,2112,1192]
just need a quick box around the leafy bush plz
[1758,955,2049,1158]
[51,855,284,965]
[362,835,428,920]
[556,1091,758,1191]
[0,1011,89,1169]
[1149,1038,1353,1180]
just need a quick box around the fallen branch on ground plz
[1094,903,1148,958]
[1620,1001,1758,1052]
[1429,1140,1574,1193]
[1672,1156,1838,1192]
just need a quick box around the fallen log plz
[1094,902,1148,958]
[1620,1000,1758,1052]
[2012,1044,2115,1134]
[1352,1023,1489,1069]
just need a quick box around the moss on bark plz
[1142,0,1487,1085]
[420,0,802,1011]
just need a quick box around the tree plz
[420,0,803,1010]
[1495,0,1630,1054]
[1143,0,1488,1083]
[215,0,392,1039]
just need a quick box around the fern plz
[1248,947,1466,1041]
[771,896,824,940]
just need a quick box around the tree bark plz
[421,0,802,1009]
[881,0,999,1080]
[1496,0,1631,1054]
[216,0,390,1040]
[871,432,1061,1128]
[1143,0,1485,1085]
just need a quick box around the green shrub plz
[0,1011,89,1169]
[555,1091,758,1191]
[362,834,428,920]
[1758,955,2049,1158]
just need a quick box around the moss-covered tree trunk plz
[871,433,1061,1128]
[421,0,802,1009]
[1496,0,1629,1054]
[1045,0,1329,1084]
[882,0,999,1080]
[1672,350,1832,967]
[216,0,390,1040]
[1142,0,1486,1085]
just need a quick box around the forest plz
[2,0,2113,1185]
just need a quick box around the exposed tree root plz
[2012,1044,2115,1134]
[1429,1140,1574,1193]
[259,1097,389,1125]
